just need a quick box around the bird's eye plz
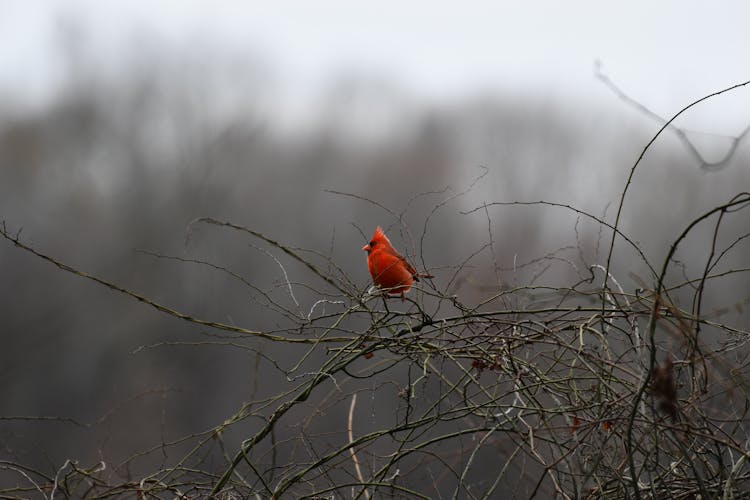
[369,240,376,247]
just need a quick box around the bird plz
[362,226,433,298]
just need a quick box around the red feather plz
[362,227,432,297]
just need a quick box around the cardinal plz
[362,226,433,298]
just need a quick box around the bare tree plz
[1,65,750,498]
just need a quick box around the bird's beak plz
[362,244,371,252]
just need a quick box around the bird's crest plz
[372,226,392,246]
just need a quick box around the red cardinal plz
[362,226,432,298]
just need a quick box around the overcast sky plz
[2,1,749,133]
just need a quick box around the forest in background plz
[1,31,749,498]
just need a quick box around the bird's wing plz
[396,253,419,278]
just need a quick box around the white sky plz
[1,0,749,133]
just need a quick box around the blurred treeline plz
[1,35,748,479]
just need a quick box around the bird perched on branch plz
[362,226,433,298]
